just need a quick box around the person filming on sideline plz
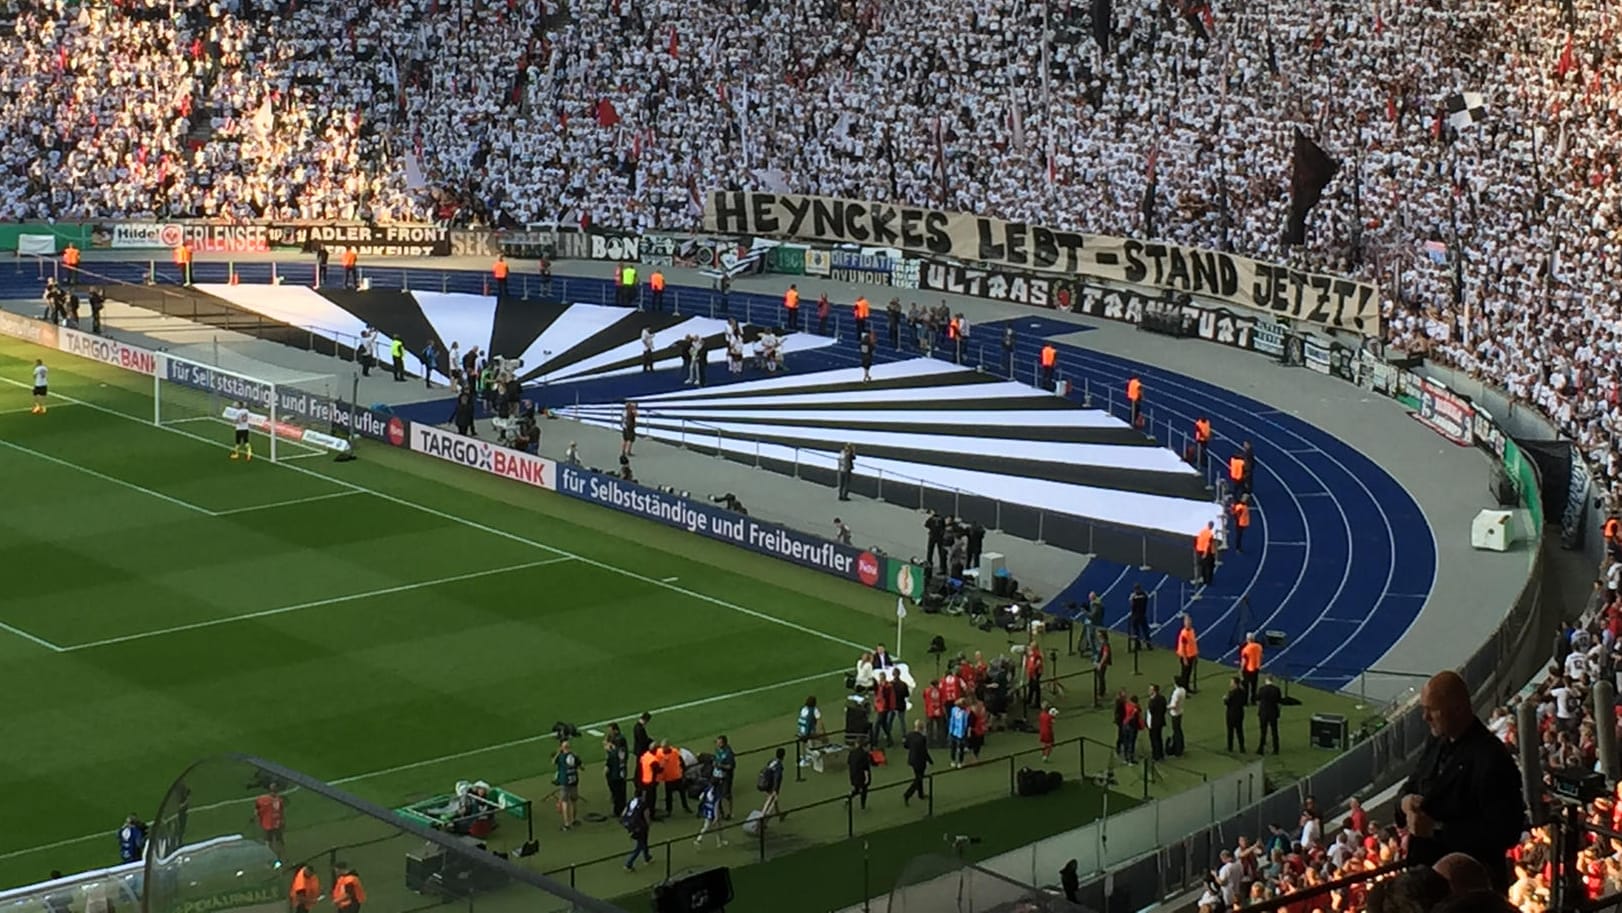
[1396,670,1525,893]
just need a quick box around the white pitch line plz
[0,665,842,864]
[327,666,843,785]
[2,377,870,653]
[0,402,77,416]
[0,437,214,517]
[0,620,66,653]
[210,490,361,516]
[60,558,574,652]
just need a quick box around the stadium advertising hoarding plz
[1073,283,1259,352]
[919,260,1075,309]
[271,223,450,258]
[704,191,1380,334]
[410,423,555,490]
[59,326,157,375]
[552,230,642,262]
[1414,375,1475,446]
[162,355,408,446]
[0,309,58,348]
[556,465,925,599]
[109,223,279,252]
[1562,445,1591,548]
[917,258,1259,351]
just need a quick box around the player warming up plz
[224,400,254,461]
[29,359,47,414]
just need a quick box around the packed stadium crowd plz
[3,0,1621,467]
[1193,569,1622,913]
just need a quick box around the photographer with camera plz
[712,493,747,515]
[553,739,581,831]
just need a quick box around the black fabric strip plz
[488,299,567,365]
[323,289,446,373]
[523,312,689,382]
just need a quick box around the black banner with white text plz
[704,191,1380,333]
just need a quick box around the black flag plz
[1285,128,1339,246]
[1091,0,1111,49]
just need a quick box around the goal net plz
[154,352,352,463]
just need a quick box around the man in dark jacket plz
[1397,671,1525,894]
[1255,676,1283,755]
[902,720,932,805]
[925,512,946,574]
[1224,677,1248,753]
[632,712,654,757]
[1147,684,1168,761]
[848,739,874,810]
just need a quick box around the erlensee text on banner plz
[704,191,1380,334]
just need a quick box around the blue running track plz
[18,260,1437,690]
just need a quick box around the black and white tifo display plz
[560,359,1222,539]
[189,283,1219,540]
[192,285,837,383]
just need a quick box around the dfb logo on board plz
[386,417,407,447]
[857,552,881,587]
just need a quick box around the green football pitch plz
[0,331,1361,910]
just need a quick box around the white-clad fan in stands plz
[11,0,1622,514]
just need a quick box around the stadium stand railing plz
[144,754,627,913]
[885,853,1097,913]
[533,731,1181,900]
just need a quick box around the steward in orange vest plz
[1239,633,1263,701]
[62,243,81,276]
[1176,614,1200,692]
[1194,520,1216,586]
[174,241,194,285]
[1126,376,1143,426]
[492,255,510,297]
[1230,495,1251,553]
[331,866,365,913]
[1040,344,1057,390]
[340,247,358,290]
[1193,417,1212,468]
[783,284,800,329]
[854,296,871,336]
[289,866,321,913]
[649,270,666,313]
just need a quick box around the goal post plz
[154,353,352,462]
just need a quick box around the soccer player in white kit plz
[29,359,47,414]
[223,400,253,461]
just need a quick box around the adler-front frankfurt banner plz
[703,191,1379,334]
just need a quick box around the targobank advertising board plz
[410,424,555,489]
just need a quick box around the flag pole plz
[895,597,907,657]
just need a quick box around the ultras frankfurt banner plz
[703,191,1379,334]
